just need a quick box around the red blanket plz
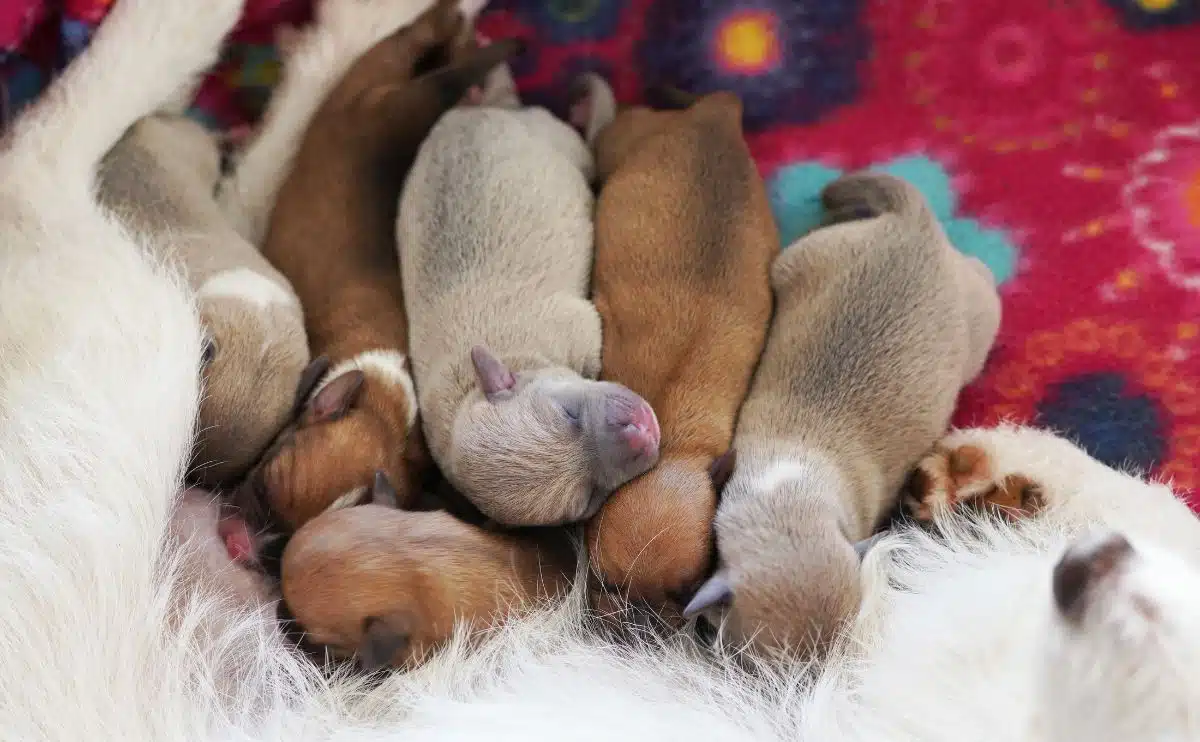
[4,0,1199,509]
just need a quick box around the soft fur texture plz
[692,171,1003,653]
[3,0,1198,738]
[239,0,506,531]
[397,85,661,527]
[583,78,778,619]
[98,111,310,487]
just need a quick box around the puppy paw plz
[903,430,1048,523]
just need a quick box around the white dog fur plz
[1,0,1198,738]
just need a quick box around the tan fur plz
[398,69,659,528]
[281,504,575,668]
[246,0,503,530]
[583,86,776,618]
[97,114,309,486]
[704,171,1002,654]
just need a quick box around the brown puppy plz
[581,78,777,621]
[281,489,576,670]
[240,0,520,530]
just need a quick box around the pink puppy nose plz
[621,402,661,456]
[218,515,256,564]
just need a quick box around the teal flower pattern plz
[766,155,1019,285]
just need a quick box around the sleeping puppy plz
[98,113,309,487]
[169,487,277,608]
[237,0,519,531]
[397,66,660,528]
[580,77,776,621]
[685,172,1002,655]
[281,485,576,670]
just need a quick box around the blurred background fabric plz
[3,0,1198,507]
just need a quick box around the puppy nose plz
[1052,531,1134,623]
[619,402,660,457]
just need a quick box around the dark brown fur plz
[241,0,518,530]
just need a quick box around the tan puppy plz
[580,78,776,620]
[398,67,660,529]
[684,172,1002,655]
[281,492,575,670]
[97,114,309,487]
[240,0,519,531]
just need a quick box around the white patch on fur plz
[752,459,817,494]
[197,267,297,309]
[313,348,419,428]
[325,485,367,514]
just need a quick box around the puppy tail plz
[820,171,939,233]
[3,0,241,181]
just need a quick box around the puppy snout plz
[1053,531,1134,623]
[607,395,661,458]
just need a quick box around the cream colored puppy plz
[685,171,1001,654]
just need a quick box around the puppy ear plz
[371,471,400,508]
[293,355,332,412]
[708,449,737,494]
[358,615,412,673]
[307,370,365,423]
[470,345,516,401]
[682,569,733,619]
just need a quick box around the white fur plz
[217,0,491,244]
[197,266,299,309]
[312,348,419,429]
[5,0,1200,738]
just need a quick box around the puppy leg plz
[217,0,493,244]
[2,0,243,186]
[955,253,1002,385]
[360,37,521,134]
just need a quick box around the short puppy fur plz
[98,113,309,487]
[281,490,575,670]
[581,78,776,619]
[398,70,660,528]
[243,0,518,530]
[686,172,1002,654]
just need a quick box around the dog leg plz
[1,0,244,187]
[217,0,493,244]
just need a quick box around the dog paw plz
[903,431,1047,523]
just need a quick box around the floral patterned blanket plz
[3,0,1199,509]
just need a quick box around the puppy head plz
[238,358,428,531]
[450,345,661,526]
[281,504,516,670]
[1042,530,1200,740]
[169,488,277,608]
[193,292,309,486]
[586,451,735,620]
[685,469,865,656]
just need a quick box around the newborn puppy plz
[281,490,575,670]
[398,69,660,528]
[685,172,1002,654]
[241,0,519,531]
[580,78,776,619]
[98,113,309,487]
[169,487,277,608]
